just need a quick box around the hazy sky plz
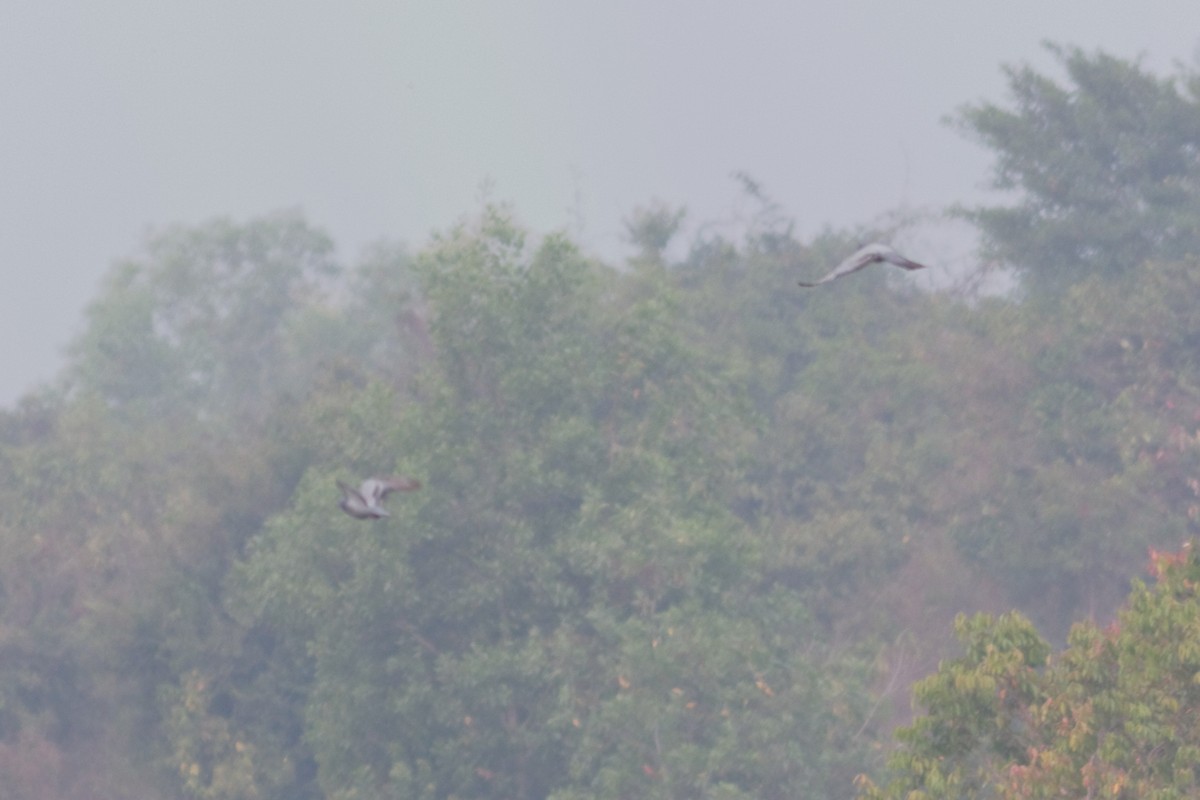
[2,2,1197,406]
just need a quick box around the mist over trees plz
[1,45,1198,799]
[954,43,1200,298]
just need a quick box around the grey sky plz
[2,2,1197,406]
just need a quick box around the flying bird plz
[798,243,928,287]
[337,476,421,519]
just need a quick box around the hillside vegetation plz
[1,45,1199,799]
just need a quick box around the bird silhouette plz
[337,476,421,519]
[798,243,928,287]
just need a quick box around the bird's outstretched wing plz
[798,243,927,287]
[337,479,377,519]
[337,480,365,504]
[360,476,422,505]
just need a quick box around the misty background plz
[6,5,1200,797]
[3,1,1197,406]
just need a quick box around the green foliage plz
[69,211,338,422]
[556,591,870,800]
[858,611,1050,799]
[954,43,1200,298]
[224,209,873,799]
[5,44,1200,798]
[947,258,1200,632]
[860,545,1200,800]
[624,201,687,262]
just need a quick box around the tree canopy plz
[1,44,1199,800]
[858,546,1200,800]
[954,43,1200,298]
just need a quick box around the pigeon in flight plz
[798,243,928,287]
[337,476,421,519]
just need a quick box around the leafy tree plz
[954,44,1200,297]
[857,611,1051,799]
[859,544,1200,800]
[16,55,1200,795]
[0,212,389,798]
[69,211,338,423]
[228,209,877,799]
[947,258,1200,633]
[0,389,213,798]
